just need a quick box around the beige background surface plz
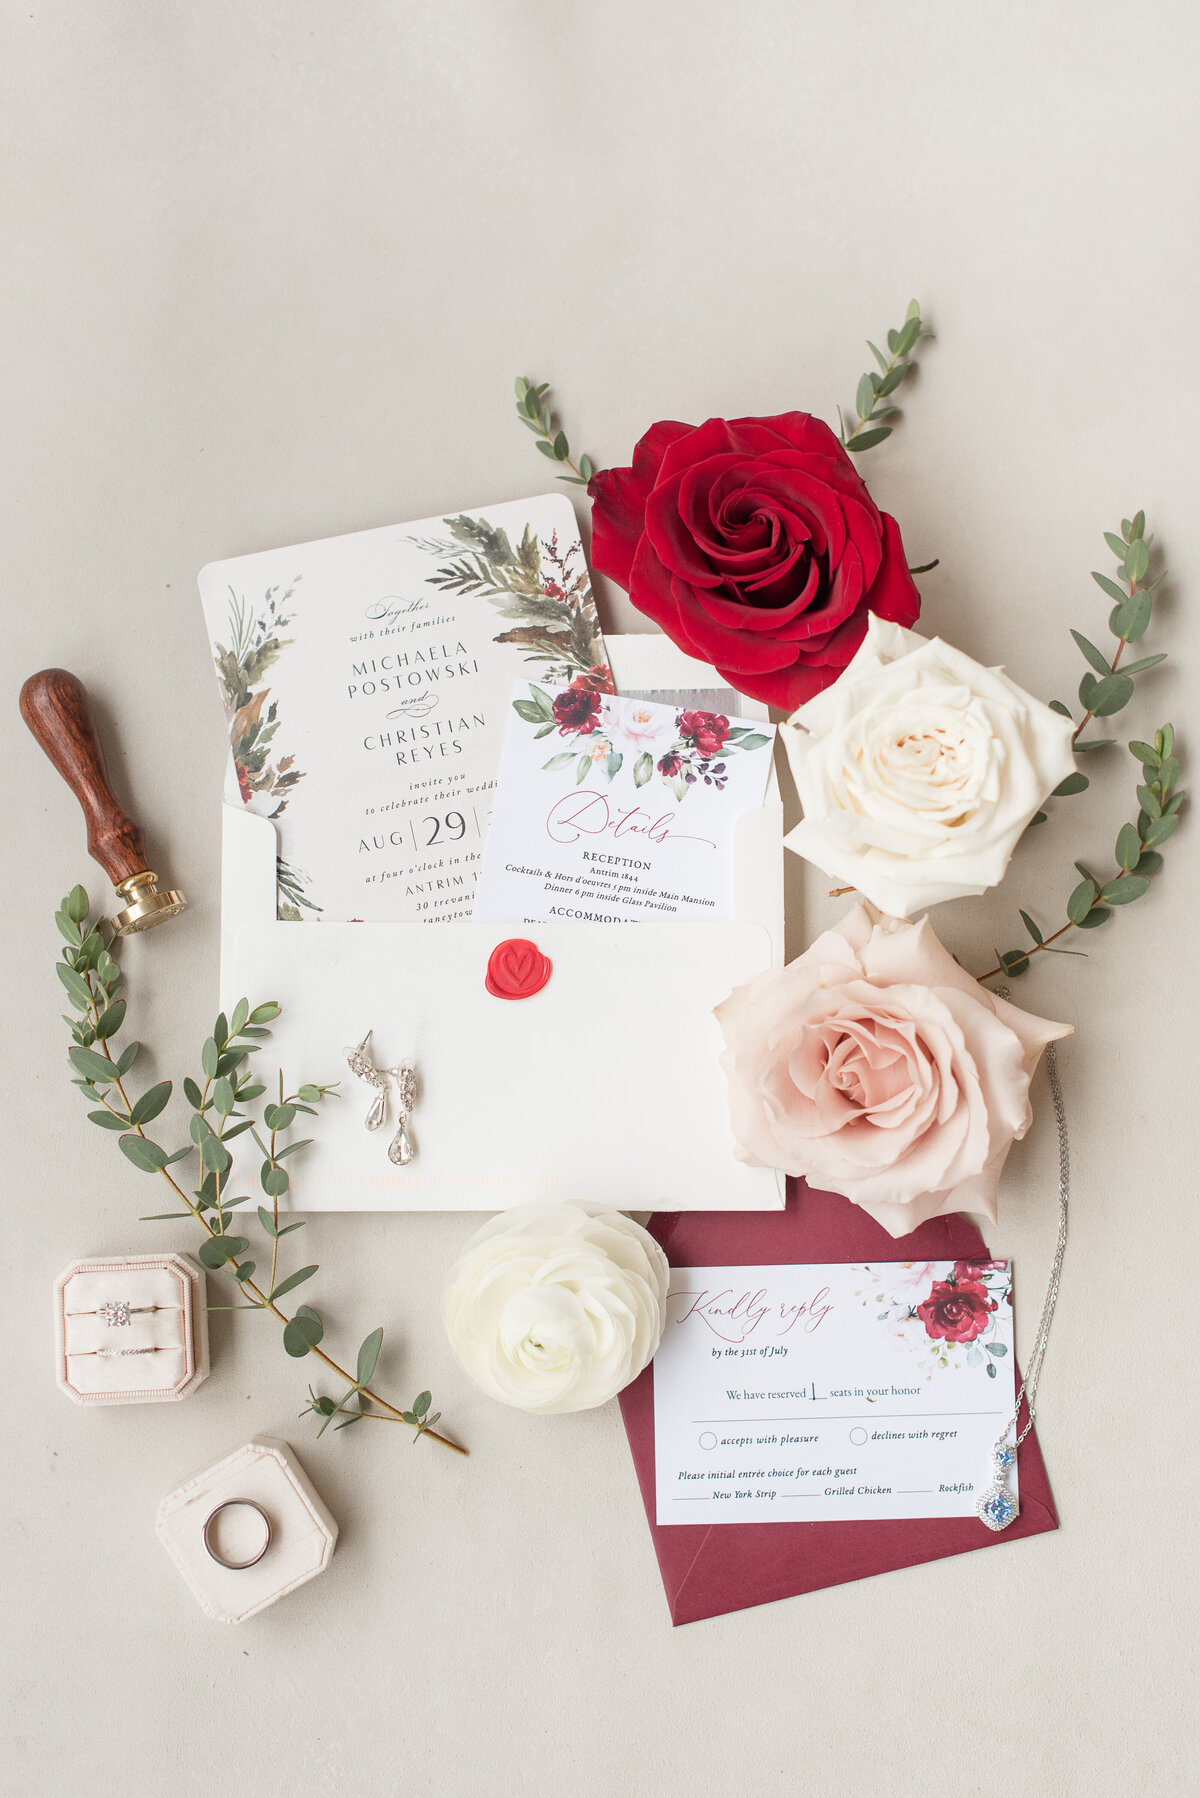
[2,4,1196,1795]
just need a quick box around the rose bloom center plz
[838,700,996,827]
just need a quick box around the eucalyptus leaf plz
[1066,879,1097,924]
[1079,672,1134,717]
[1111,590,1152,640]
[130,1081,172,1126]
[271,1264,318,1301]
[357,1327,384,1387]
[55,910,83,946]
[1052,772,1089,797]
[283,1315,322,1356]
[56,962,93,1010]
[846,426,891,452]
[1115,823,1142,870]
[88,1109,129,1131]
[201,1037,219,1079]
[69,1046,115,1085]
[1100,876,1150,905]
[1091,571,1127,605]
[94,1000,126,1039]
[118,1134,168,1172]
[201,1135,232,1174]
[1070,630,1111,676]
[1142,813,1180,847]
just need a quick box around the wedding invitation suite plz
[475,686,775,923]
[199,496,609,922]
[653,1261,1016,1524]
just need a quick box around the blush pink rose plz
[714,904,1071,1237]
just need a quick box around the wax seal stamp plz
[485,938,552,1001]
[19,669,186,935]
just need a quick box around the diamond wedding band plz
[202,1499,273,1570]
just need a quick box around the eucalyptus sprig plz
[55,886,465,1455]
[838,299,932,454]
[1027,511,1169,826]
[514,376,596,486]
[981,725,1183,981]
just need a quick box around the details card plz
[198,495,608,923]
[474,685,775,923]
[653,1260,1016,1524]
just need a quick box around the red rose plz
[917,1279,996,1344]
[677,709,731,758]
[952,1259,1006,1287]
[552,682,602,734]
[657,751,682,776]
[588,412,920,710]
[576,663,616,695]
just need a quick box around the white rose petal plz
[781,617,1077,917]
[443,1202,670,1413]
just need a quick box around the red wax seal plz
[485,938,553,1001]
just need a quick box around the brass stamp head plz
[112,871,188,936]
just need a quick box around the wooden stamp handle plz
[19,669,150,887]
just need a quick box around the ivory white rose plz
[442,1202,669,1413]
[715,904,1071,1237]
[781,617,1077,918]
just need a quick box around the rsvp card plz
[198,495,608,923]
[653,1261,1016,1524]
[475,685,775,923]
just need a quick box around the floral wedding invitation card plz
[199,495,609,922]
[475,687,775,923]
[653,1260,1016,1524]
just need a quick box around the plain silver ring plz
[202,1499,272,1570]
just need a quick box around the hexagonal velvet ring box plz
[55,1252,210,1405]
[156,1437,338,1623]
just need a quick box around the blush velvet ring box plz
[156,1437,338,1623]
[218,635,787,1215]
[55,1253,210,1406]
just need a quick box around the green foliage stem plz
[56,889,465,1456]
[838,299,932,454]
[981,724,1183,981]
[514,376,596,485]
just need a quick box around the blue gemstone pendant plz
[977,1440,1019,1529]
[977,1485,1019,1531]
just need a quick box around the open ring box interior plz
[54,1253,210,1406]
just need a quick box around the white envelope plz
[220,636,785,1212]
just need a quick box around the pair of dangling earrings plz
[344,1031,417,1165]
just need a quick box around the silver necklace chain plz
[976,1033,1069,1530]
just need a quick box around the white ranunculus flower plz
[781,617,1077,917]
[443,1202,670,1413]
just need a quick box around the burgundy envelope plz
[619,1181,1058,1626]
